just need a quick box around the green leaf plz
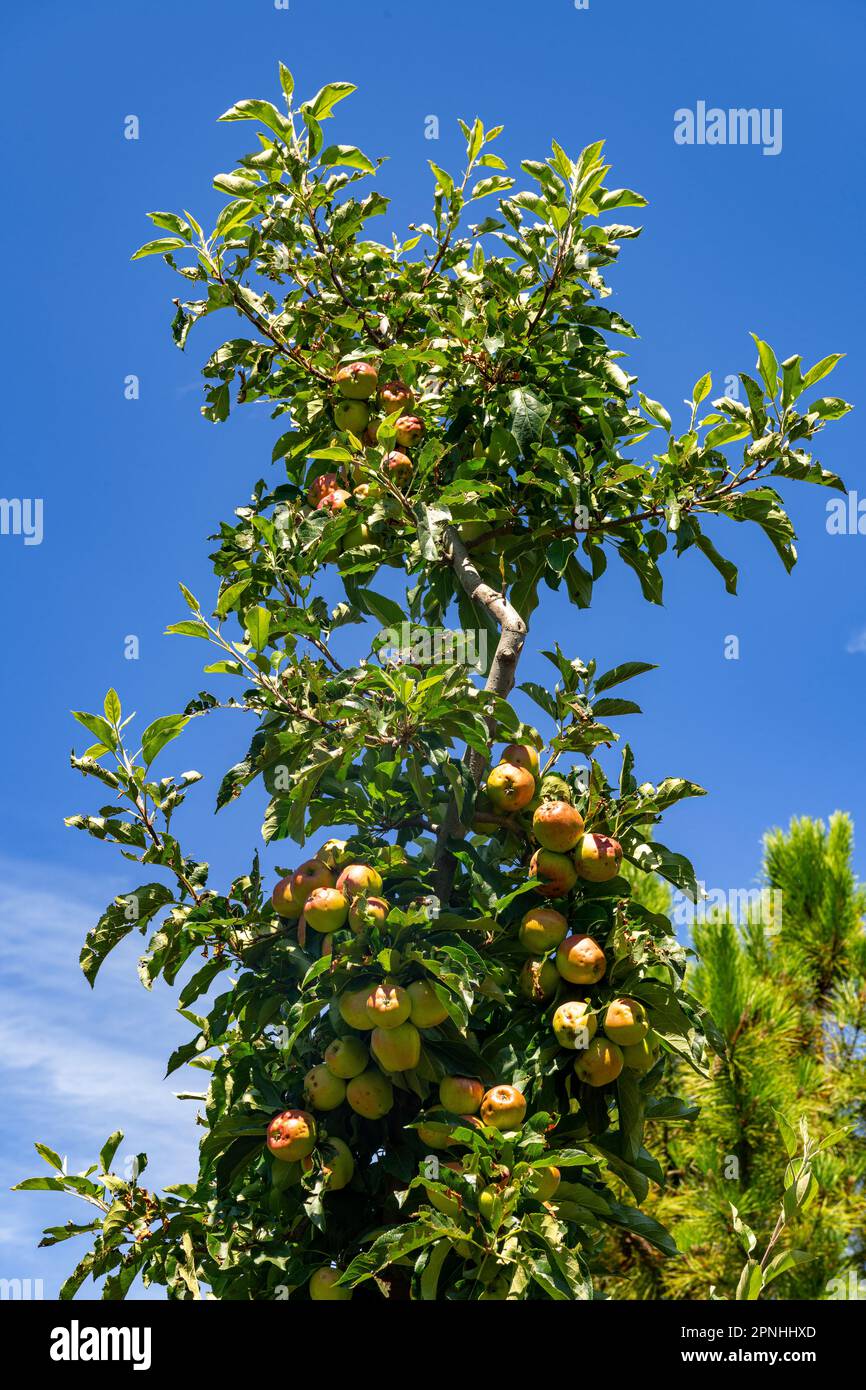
[762,1249,813,1286]
[750,334,779,397]
[355,588,405,628]
[141,714,189,768]
[594,661,657,693]
[245,606,271,652]
[103,689,122,726]
[307,82,356,120]
[73,710,118,751]
[802,352,844,388]
[320,144,375,174]
[639,393,671,431]
[99,1132,124,1173]
[278,64,295,104]
[165,620,211,639]
[131,237,187,261]
[692,372,712,405]
[34,1143,65,1172]
[217,98,293,140]
[735,1258,764,1300]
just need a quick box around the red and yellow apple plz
[552,1000,597,1050]
[394,414,424,447]
[486,762,536,813]
[532,800,585,853]
[518,957,559,1004]
[303,887,349,933]
[480,1085,527,1131]
[573,832,623,882]
[347,895,390,933]
[603,997,649,1046]
[380,380,414,412]
[302,1136,354,1191]
[267,1109,317,1162]
[439,1076,484,1115]
[527,1166,560,1202]
[383,450,412,487]
[334,399,370,435]
[338,986,376,1031]
[309,1265,352,1300]
[573,1036,624,1087]
[407,978,449,1028]
[303,1063,346,1111]
[335,361,378,399]
[556,934,606,985]
[530,848,578,898]
[370,1020,421,1072]
[364,979,411,1029]
[336,863,384,900]
[346,1068,394,1119]
[324,1035,369,1079]
[501,743,540,777]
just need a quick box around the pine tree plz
[602,814,866,1299]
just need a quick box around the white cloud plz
[846,629,866,654]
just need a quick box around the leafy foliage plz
[19,69,851,1300]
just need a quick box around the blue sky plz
[1,0,864,1296]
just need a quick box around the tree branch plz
[433,526,527,904]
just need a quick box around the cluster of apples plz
[484,742,624,898]
[271,842,389,935]
[312,361,424,514]
[517,905,660,1085]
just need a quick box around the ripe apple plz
[621,1030,660,1074]
[271,875,301,919]
[267,1109,317,1162]
[347,895,390,933]
[303,887,349,933]
[552,1000,597,1050]
[383,450,412,487]
[529,848,578,898]
[603,997,649,1047]
[573,1036,624,1087]
[407,978,449,1028]
[370,1020,421,1072]
[527,1166,560,1201]
[439,1076,484,1115]
[309,1265,352,1300]
[518,957,559,1004]
[346,1068,394,1119]
[519,906,569,955]
[302,1136,354,1191]
[307,472,340,505]
[364,978,411,1029]
[317,487,352,514]
[502,743,540,776]
[336,863,384,900]
[532,800,585,853]
[479,1085,527,1131]
[556,934,606,985]
[338,986,376,1031]
[395,414,424,447]
[380,380,415,412]
[486,762,536,812]
[335,361,378,399]
[334,399,370,435]
[304,1063,347,1111]
[573,832,623,882]
[324,1035,369,1079]
[287,860,335,915]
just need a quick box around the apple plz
[309,1265,352,1300]
[370,1020,421,1072]
[518,957,559,1004]
[407,978,449,1028]
[304,1063,347,1111]
[603,997,649,1047]
[529,848,578,898]
[502,744,539,778]
[527,1166,560,1201]
[334,399,370,435]
[307,472,340,505]
[338,986,376,1031]
[383,450,413,487]
[532,800,585,853]
[336,863,384,900]
[423,1161,462,1218]
[302,1136,354,1191]
[362,420,380,446]
[439,1076,484,1115]
[317,487,352,514]
[519,906,569,955]
[324,1035,369,1079]
[380,380,415,412]
[573,1036,624,1087]
[622,1030,660,1074]
[417,1115,482,1149]
[486,762,536,813]
[267,1109,317,1162]
[347,895,390,933]
[365,979,411,1029]
[556,934,606,985]
[395,414,424,447]
[551,1000,597,1050]
[335,361,378,399]
[271,875,301,919]
[573,832,623,882]
[303,887,349,933]
[287,860,335,915]
[346,1068,394,1119]
[479,1085,527,1131]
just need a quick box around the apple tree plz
[18,68,851,1301]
